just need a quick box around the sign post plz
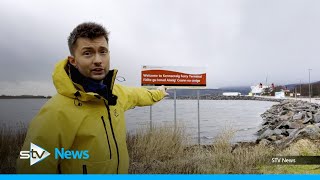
[197,89,201,145]
[174,89,177,130]
[150,106,152,130]
[141,66,206,144]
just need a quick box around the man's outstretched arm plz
[115,84,168,111]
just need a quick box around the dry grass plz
[259,139,320,174]
[127,124,275,174]
[127,123,189,173]
[2,122,319,174]
[0,123,27,174]
[280,139,320,156]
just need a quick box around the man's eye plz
[83,51,91,56]
[101,50,109,54]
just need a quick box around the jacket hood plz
[52,59,118,102]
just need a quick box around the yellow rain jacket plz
[17,59,165,174]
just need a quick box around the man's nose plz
[93,54,102,64]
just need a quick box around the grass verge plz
[1,122,319,174]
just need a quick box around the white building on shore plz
[222,92,241,96]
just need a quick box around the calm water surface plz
[0,99,277,144]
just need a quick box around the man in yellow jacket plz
[17,22,167,174]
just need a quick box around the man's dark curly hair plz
[68,22,109,56]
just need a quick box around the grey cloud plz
[0,0,320,95]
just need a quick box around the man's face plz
[68,36,110,81]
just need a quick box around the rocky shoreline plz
[256,100,320,147]
[169,95,284,102]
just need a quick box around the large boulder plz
[258,129,273,140]
[303,112,314,124]
[297,125,320,139]
[314,113,320,123]
[276,121,301,129]
[258,129,284,141]
[293,112,304,120]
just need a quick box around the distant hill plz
[218,86,251,95]
[282,81,320,97]
[166,86,251,98]
[166,89,223,98]
[165,81,320,98]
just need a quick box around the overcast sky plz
[1,0,320,95]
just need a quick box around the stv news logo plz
[19,143,50,166]
[20,143,90,166]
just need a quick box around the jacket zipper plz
[83,165,87,174]
[103,100,120,174]
[58,164,62,174]
[101,116,112,159]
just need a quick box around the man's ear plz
[68,56,77,67]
